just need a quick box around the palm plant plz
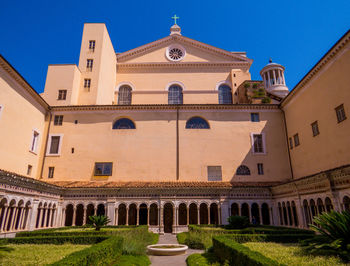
[88,215,111,231]
[301,210,350,261]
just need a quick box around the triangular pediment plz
[117,35,252,65]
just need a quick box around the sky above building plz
[0,0,349,94]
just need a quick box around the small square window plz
[94,162,113,176]
[251,113,260,122]
[27,165,32,176]
[311,121,319,136]
[54,115,64,126]
[335,104,346,123]
[30,130,39,153]
[48,167,55,178]
[84,79,91,90]
[58,90,67,100]
[207,166,222,181]
[87,59,93,71]
[89,40,95,51]
[289,137,293,149]
[294,133,300,147]
[257,163,264,175]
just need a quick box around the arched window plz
[168,84,183,104]
[113,118,135,129]
[218,84,233,104]
[236,165,250,175]
[118,85,132,105]
[186,117,210,129]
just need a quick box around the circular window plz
[166,45,186,62]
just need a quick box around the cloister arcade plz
[229,202,272,225]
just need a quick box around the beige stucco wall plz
[41,107,291,182]
[0,67,47,178]
[283,44,350,179]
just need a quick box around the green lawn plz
[0,244,90,266]
[243,242,345,266]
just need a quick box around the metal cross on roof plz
[172,14,180,25]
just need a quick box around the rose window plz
[166,45,186,61]
[169,48,183,60]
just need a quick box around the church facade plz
[0,23,349,236]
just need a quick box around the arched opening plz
[261,203,270,225]
[282,202,288,225]
[291,201,298,226]
[128,204,137,225]
[251,203,260,225]
[344,196,350,212]
[287,202,293,225]
[231,203,239,216]
[189,203,198,224]
[15,200,24,230]
[310,199,316,219]
[97,204,105,216]
[241,203,250,220]
[236,165,250,175]
[317,198,325,214]
[218,84,233,104]
[0,198,8,230]
[65,204,74,226]
[200,203,208,224]
[113,118,136,129]
[139,203,148,225]
[185,117,210,129]
[178,203,187,225]
[117,85,132,105]
[36,203,42,228]
[325,197,333,213]
[303,200,311,226]
[86,204,95,224]
[118,204,127,225]
[278,202,283,225]
[163,203,173,233]
[23,201,31,229]
[168,84,183,104]
[149,203,158,226]
[75,204,84,226]
[41,203,47,228]
[210,203,219,225]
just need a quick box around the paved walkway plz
[149,234,203,266]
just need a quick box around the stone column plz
[18,208,24,230]
[258,205,263,225]
[207,206,210,224]
[72,207,76,226]
[197,207,200,225]
[272,69,277,85]
[147,207,150,226]
[61,208,66,227]
[267,71,271,87]
[11,207,19,231]
[186,205,189,225]
[38,208,43,228]
[136,206,139,226]
[1,205,9,232]
[115,208,118,225]
[126,207,129,226]
[174,206,178,234]
[269,207,274,225]
[107,201,115,226]
[43,208,48,228]
[48,209,53,227]
[28,200,39,231]
[4,207,12,231]
[50,209,55,227]
[218,204,222,225]
[83,207,87,225]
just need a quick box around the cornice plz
[50,104,280,112]
[281,30,350,108]
[0,55,50,111]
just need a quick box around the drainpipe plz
[40,111,52,179]
[281,108,294,179]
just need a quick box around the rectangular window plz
[84,79,91,90]
[257,163,264,175]
[89,40,95,52]
[289,137,293,149]
[54,115,64,126]
[48,135,61,155]
[27,165,32,176]
[48,167,55,178]
[94,162,113,176]
[294,133,300,147]
[335,104,346,123]
[311,121,319,136]
[252,134,264,153]
[86,59,93,71]
[58,90,67,100]
[30,130,39,153]
[207,166,222,181]
[251,113,260,122]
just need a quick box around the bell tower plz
[260,59,289,98]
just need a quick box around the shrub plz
[50,236,123,266]
[252,83,258,89]
[115,255,150,266]
[262,97,271,103]
[244,83,250,88]
[88,215,111,231]
[301,210,350,261]
[0,235,109,245]
[213,236,280,266]
[227,215,250,229]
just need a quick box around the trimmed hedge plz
[186,253,212,266]
[115,255,150,266]
[225,233,313,243]
[50,236,123,266]
[188,224,314,235]
[0,235,109,245]
[213,236,282,266]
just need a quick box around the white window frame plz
[250,133,266,155]
[29,129,40,154]
[46,134,63,156]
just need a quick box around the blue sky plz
[0,0,349,93]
